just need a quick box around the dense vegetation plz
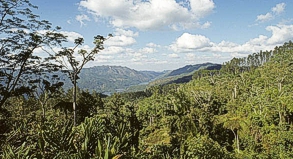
[1,0,293,158]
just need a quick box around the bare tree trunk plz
[236,133,239,153]
[231,128,240,153]
[41,93,47,123]
[42,104,45,122]
[73,74,77,126]
[234,85,237,99]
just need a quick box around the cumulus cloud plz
[266,24,293,45]
[272,3,285,15]
[104,28,138,47]
[170,33,212,52]
[246,35,268,45]
[256,3,286,23]
[190,0,215,18]
[79,0,215,30]
[170,24,293,54]
[76,14,91,27]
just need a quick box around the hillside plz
[165,62,220,77]
[62,65,164,93]
[147,63,222,86]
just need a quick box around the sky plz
[30,0,293,71]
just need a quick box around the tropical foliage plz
[2,0,293,158]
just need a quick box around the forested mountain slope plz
[166,62,221,77]
[133,41,293,158]
[3,0,293,158]
[148,63,221,86]
[2,41,293,158]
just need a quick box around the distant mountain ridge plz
[165,62,220,77]
[147,63,221,86]
[61,63,222,93]
[62,65,164,93]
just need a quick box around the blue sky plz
[30,0,293,71]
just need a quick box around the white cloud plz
[272,3,285,15]
[212,53,222,58]
[146,58,168,64]
[89,55,114,65]
[115,28,139,37]
[94,59,108,63]
[133,52,145,58]
[266,24,293,45]
[79,0,215,30]
[190,0,215,18]
[170,33,211,52]
[168,53,180,58]
[230,52,249,58]
[129,52,148,63]
[170,24,293,55]
[105,35,136,47]
[246,35,268,45]
[97,55,113,60]
[76,14,91,27]
[185,53,196,59]
[139,47,157,54]
[256,3,286,23]
[146,42,161,48]
[104,28,138,47]
[101,46,125,55]
[201,21,212,29]
[131,57,141,62]
[256,13,273,22]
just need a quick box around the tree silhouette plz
[0,0,65,108]
[56,35,112,125]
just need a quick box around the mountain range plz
[62,63,222,94]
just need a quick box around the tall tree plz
[56,35,112,125]
[0,0,66,108]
